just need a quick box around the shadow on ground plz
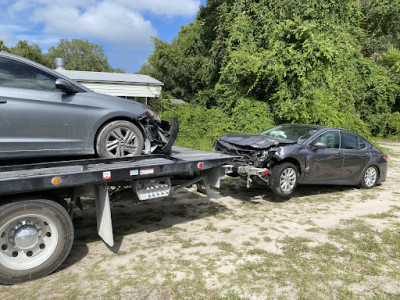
[219,176,356,203]
[61,189,228,269]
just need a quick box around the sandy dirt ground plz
[1,142,400,299]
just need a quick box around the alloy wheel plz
[106,127,139,157]
[279,167,297,193]
[364,166,377,188]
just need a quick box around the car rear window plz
[341,132,361,150]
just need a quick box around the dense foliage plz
[141,0,400,138]
[0,39,123,72]
[161,98,273,150]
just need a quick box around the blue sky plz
[0,0,207,72]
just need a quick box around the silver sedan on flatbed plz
[0,52,178,160]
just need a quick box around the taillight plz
[383,155,388,161]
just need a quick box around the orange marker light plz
[51,177,61,185]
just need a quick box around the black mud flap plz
[159,117,179,154]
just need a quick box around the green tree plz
[10,40,47,66]
[142,0,400,138]
[0,40,10,52]
[140,25,217,105]
[46,39,123,72]
[0,40,48,66]
[361,0,400,58]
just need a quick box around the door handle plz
[0,99,7,104]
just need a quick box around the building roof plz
[55,69,164,86]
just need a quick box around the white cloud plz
[119,0,201,17]
[0,0,202,70]
[31,1,157,48]
[1,0,200,48]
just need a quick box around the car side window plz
[310,131,340,149]
[0,57,57,91]
[341,131,360,150]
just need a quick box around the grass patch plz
[364,211,397,219]
[305,227,321,233]
[263,236,272,243]
[213,241,236,253]
[204,222,218,232]
[221,228,233,234]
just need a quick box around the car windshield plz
[260,124,320,144]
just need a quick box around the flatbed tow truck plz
[0,147,233,284]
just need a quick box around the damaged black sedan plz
[215,124,388,197]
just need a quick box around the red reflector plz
[262,170,270,175]
[197,162,204,168]
[103,171,111,180]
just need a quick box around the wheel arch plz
[272,157,301,175]
[0,193,68,210]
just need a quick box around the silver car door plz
[0,56,89,157]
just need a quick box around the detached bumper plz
[158,117,179,154]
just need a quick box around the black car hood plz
[217,133,295,150]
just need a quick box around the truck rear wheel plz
[0,199,74,284]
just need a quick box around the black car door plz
[340,131,370,183]
[303,130,344,183]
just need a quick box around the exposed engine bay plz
[214,133,296,169]
[214,133,299,187]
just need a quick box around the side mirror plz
[55,78,78,93]
[314,142,327,149]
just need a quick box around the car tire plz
[96,121,144,158]
[0,199,74,285]
[360,165,378,189]
[269,162,298,197]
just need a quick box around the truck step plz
[132,177,171,200]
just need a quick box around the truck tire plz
[269,162,298,197]
[96,120,144,158]
[0,199,74,284]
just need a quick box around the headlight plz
[145,108,161,122]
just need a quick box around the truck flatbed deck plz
[0,147,232,196]
[0,147,234,285]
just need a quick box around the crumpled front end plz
[139,111,179,155]
[214,134,294,187]
[214,139,272,167]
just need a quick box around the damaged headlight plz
[145,108,161,122]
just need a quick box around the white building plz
[54,59,163,103]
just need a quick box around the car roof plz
[278,123,327,130]
[277,124,370,142]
